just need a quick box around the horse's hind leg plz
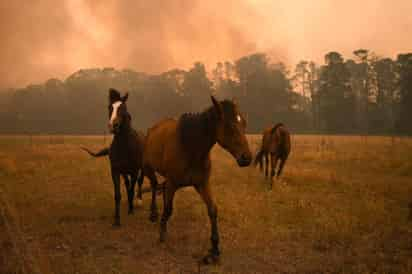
[145,167,159,222]
[128,174,138,214]
[256,150,263,172]
[264,153,269,179]
[122,175,134,214]
[270,154,279,189]
[136,170,144,207]
[258,154,263,171]
[195,183,220,264]
[111,171,121,226]
[277,155,289,178]
[159,181,176,243]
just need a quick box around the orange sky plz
[0,0,411,89]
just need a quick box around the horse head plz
[211,96,252,167]
[108,88,130,134]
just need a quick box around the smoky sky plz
[0,0,411,89]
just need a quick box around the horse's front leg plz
[111,171,121,226]
[159,181,176,242]
[127,174,137,214]
[195,183,220,264]
[122,175,132,214]
[270,153,279,189]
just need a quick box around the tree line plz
[0,50,411,135]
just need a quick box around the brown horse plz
[82,88,145,226]
[143,96,252,264]
[254,123,291,188]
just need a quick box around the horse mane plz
[178,107,216,154]
[178,100,235,157]
[270,123,284,135]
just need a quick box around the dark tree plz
[397,53,412,134]
[318,52,354,132]
[1,50,411,135]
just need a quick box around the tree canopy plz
[0,50,411,135]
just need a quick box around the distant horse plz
[143,96,252,264]
[254,123,291,187]
[82,88,145,226]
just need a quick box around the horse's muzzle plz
[237,153,252,167]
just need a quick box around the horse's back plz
[262,124,291,156]
[145,118,178,146]
[276,125,291,156]
[261,126,273,151]
[144,118,181,175]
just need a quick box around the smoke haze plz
[0,0,411,88]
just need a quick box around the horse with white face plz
[108,93,128,134]
[82,88,145,226]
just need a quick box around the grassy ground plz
[0,135,412,274]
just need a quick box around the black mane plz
[178,107,216,152]
[178,100,236,157]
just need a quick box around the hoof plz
[159,232,166,243]
[112,221,121,227]
[149,213,158,223]
[136,199,143,207]
[201,253,220,265]
[128,208,134,215]
[277,178,286,185]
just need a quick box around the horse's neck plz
[112,124,132,145]
[198,134,216,160]
[179,108,218,163]
[190,113,217,162]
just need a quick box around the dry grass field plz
[1,135,412,274]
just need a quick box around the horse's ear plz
[121,93,129,102]
[109,88,121,104]
[211,95,223,119]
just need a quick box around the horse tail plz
[81,146,109,157]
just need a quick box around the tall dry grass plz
[0,134,411,273]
